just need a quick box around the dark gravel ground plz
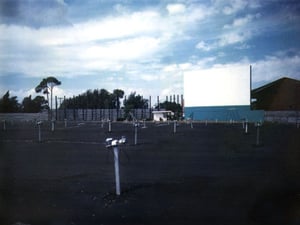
[0,121,299,225]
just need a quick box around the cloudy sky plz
[0,0,299,103]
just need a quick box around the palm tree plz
[35,76,61,119]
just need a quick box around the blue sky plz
[0,0,299,103]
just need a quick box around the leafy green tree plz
[62,88,124,110]
[113,89,125,109]
[35,77,61,118]
[22,95,47,113]
[0,91,20,113]
[123,92,148,119]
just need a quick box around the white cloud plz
[1,0,299,103]
[223,14,256,29]
[0,5,209,80]
[166,3,186,15]
[222,0,248,15]
[218,31,250,46]
[196,41,212,51]
[252,52,300,83]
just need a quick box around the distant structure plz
[251,77,300,111]
[183,65,264,122]
[152,110,174,122]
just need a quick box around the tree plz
[0,91,20,113]
[62,88,125,110]
[35,76,61,118]
[123,92,148,119]
[113,89,124,118]
[22,95,47,113]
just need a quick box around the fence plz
[0,112,48,121]
[54,108,153,121]
[264,111,300,124]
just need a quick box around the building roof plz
[251,77,300,110]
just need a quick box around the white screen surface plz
[184,65,250,107]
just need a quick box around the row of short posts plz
[36,119,68,142]
[100,119,111,132]
[242,119,263,146]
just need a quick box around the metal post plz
[64,118,67,128]
[108,120,111,132]
[134,123,138,145]
[256,126,260,146]
[256,123,261,146]
[37,121,42,142]
[245,121,248,134]
[173,120,177,133]
[190,120,193,129]
[51,120,55,132]
[55,96,58,121]
[3,120,6,131]
[113,146,121,195]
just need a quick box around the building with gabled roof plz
[251,77,300,111]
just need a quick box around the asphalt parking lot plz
[0,121,299,225]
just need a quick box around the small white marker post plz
[245,120,248,134]
[190,120,193,129]
[64,118,67,128]
[37,121,42,142]
[173,120,177,133]
[142,119,146,128]
[105,136,126,196]
[134,123,138,145]
[108,120,111,132]
[255,122,261,146]
[51,119,55,132]
[205,120,208,126]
